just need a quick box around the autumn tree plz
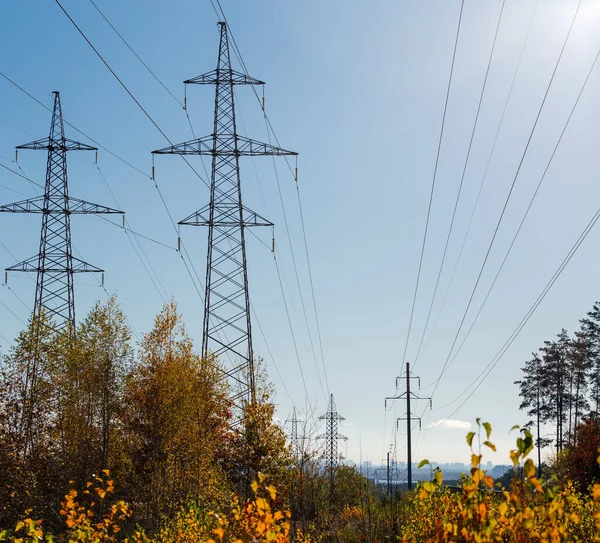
[50,297,132,485]
[561,417,600,492]
[226,361,292,497]
[123,301,232,529]
[0,311,63,528]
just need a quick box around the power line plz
[434,38,600,392]
[88,0,184,108]
[412,0,506,370]
[429,0,584,400]
[415,0,540,365]
[401,0,465,368]
[438,200,600,420]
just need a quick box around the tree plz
[538,330,572,452]
[50,297,133,485]
[226,361,292,496]
[580,302,600,417]
[515,353,552,475]
[123,301,232,529]
[562,417,600,492]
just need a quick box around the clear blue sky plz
[1,0,600,467]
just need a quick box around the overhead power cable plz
[415,0,540,364]
[429,0,584,400]
[434,39,600,392]
[401,0,466,369]
[438,200,600,421]
[412,0,506,370]
[88,0,184,108]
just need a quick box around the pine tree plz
[580,301,600,417]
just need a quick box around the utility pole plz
[385,362,431,491]
[386,450,391,499]
[0,91,123,452]
[318,394,347,500]
[152,22,296,414]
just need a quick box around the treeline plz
[0,298,382,541]
[516,301,600,455]
[0,299,294,534]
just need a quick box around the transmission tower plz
[385,362,431,490]
[0,91,123,333]
[288,406,302,459]
[0,91,123,454]
[318,394,347,496]
[152,22,296,409]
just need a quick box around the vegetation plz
[5,297,600,541]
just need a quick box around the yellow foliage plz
[401,421,600,542]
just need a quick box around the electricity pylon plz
[318,394,347,497]
[0,91,123,332]
[288,406,303,459]
[0,91,123,453]
[385,362,431,490]
[152,22,296,410]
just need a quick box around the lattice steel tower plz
[318,394,347,494]
[0,91,123,333]
[288,406,302,459]
[153,22,296,406]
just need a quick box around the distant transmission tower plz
[288,406,302,458]
[318,394,347,496]
[0,91,123,453]
[0,91,123,333]
[152,22,296,409]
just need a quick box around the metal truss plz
[152,22,297,411]
[0,92,123,456]
[318,394,347,496]
[0,91,123,333]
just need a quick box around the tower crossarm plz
[17,137,97,152]
[184,68,265,86]
[0,196,123,215]
[6,254,103,274]
[179,203,272,227]
[152,134,297,157]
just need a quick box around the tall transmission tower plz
[386,362,431,490]
[152,22,297,409]
[318,394,347,496]
[0,91,123,453]
[0,91,123,333]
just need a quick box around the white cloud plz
[428,419,472,430]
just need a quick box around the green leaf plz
[466,431,476,448]
[483,422,492,440]
[418,459,430,469]
[510,424,521,432]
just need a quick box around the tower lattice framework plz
[153,22,296,408]
[0,91,123,332]
[318,394,347,493]
[0,91,123,453]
